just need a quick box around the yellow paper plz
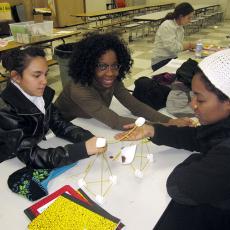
[28,195,118,230]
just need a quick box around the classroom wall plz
[0,0,32,20]
[84,0,134,12]
[132,0,146,5]
[54,0,84,27]
[126,0,133,6]
[3,0,229,25]
[219,0,230,19]
[1,0,85,27]
[85,0,107,12]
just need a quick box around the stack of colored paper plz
[24,185,124,230]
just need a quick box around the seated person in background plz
[151,2,195,71]
[115,49,230,230]
[0,47,104,168]
[55,32,193,130]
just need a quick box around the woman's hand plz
[183,42,195,51]
[85,137,107,155]
[114,123,155,141]
[167,118,195,127]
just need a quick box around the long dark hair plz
[162,2,194,23]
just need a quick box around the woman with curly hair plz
[55,32,192,130]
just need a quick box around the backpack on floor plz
[176,58,198,88]
[133,75,172,110]
[133,58,198,111]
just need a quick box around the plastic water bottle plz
[195,40,203,58]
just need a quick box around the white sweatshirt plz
[151,19,184,66]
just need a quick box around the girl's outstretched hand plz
[114,124,155,141]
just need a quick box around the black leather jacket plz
[0,82,94,169]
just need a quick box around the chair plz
[114,0,126,8]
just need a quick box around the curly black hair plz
[69,32,133,85]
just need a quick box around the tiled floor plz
[3,19,230,98]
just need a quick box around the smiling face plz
[95,50,120,88]
[12,56,48,97]
[190,73,230,125]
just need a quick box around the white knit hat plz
[198,48,230,98]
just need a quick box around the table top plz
[134,9,172,22]
[0,29,80,53]
[0,97,192,230]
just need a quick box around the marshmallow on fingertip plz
[135,117,145,127]
[96,137,107,148]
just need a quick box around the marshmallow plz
[96,137,106,148]
[135,117,146,127]
[147,153,154,162]
[109,175,117,185]
[134,169,143,178]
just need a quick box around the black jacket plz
[152,117,230,210]
[0,82,94,169]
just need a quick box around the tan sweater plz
[55,79,170,130]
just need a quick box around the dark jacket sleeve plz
[17,105,94,169]
[151,124,200,152]
[0,105,92,169]
[17,139,89,169]
[166,139,230,207]
[49,104,94,143]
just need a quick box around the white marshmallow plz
[109,175,117,185]
[135,117,146,127]
[147,153,154,162]
[96,137,107,148]
[134,169,143,178]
